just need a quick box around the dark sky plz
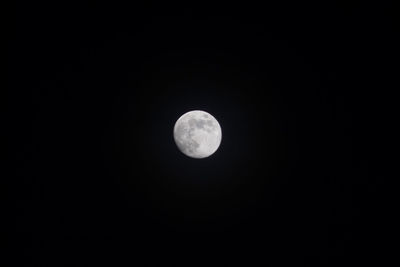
[7,1,394,266]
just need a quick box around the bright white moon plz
[173,110,222,158]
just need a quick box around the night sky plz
[7,2,394,266]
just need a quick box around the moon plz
[173,110,222,158]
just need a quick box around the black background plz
[7,1,394,266]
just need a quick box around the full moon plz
[173,110,222,158]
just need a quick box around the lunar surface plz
[173,110,222,158]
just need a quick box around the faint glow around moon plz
[173,110,222,158]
